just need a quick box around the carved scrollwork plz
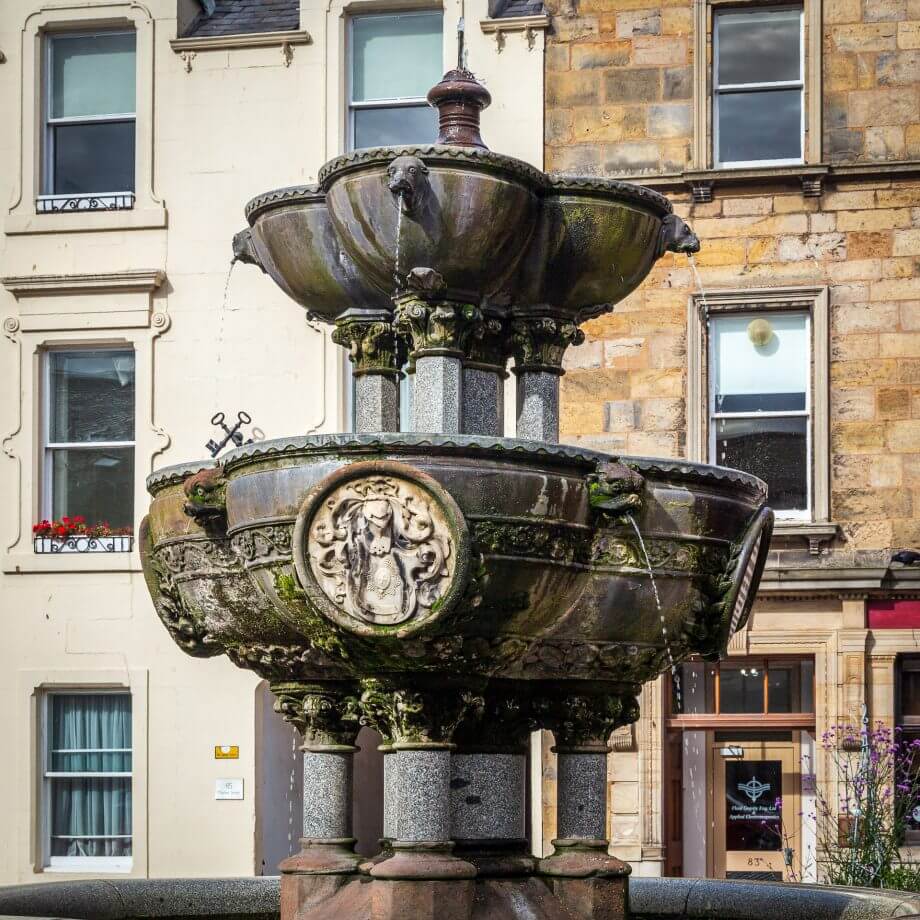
[511,316,585,374]
[332,318,405,377]
[591,533,729,576]
[139,518,222,659]
[471,519,592,565]
[229,525,294,568]
[305,474,456,627]
[394,298,482,359]
[225,642,346,681]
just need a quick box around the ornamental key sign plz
[306,474,455,626]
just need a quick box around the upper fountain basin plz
[239,148,688,323]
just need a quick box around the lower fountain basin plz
[142,435,771,686]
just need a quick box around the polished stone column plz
[332,314,402,433]
[271,681,362,907]
[512,314,584,444]
[395,294,481,436]
[358,679,480,881]
[461,313,508,436]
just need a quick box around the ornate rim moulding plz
[1,269,165,297]
[291,460,472,639]
[546,175,672,217]
[146,459,217,493]
[213,433,767,498]
[244,183,324,224]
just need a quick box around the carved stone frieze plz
[394,298,482,359]
[516,640,670,682]
[152,537,237,579]
[305,475,455,627]
[331,318,405,377]
[224,642,347,681]
[471,519,592,565]
[229,525,293,569]
[511,316,585,374]
[591,533,729,576]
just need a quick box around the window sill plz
[772,520,839,556]
[4,206,167,235]
[3,551,142,574]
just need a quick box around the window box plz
[34,535,133,554]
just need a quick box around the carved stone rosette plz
[331,316,405,379]
[511,315,585,375]
[292,460,472,638]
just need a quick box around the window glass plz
[714,416,808,511]
[713,313,808,413]
[47,693,132,861]
[720,664,765,714]
[717,89,802,164]
[903,663,920,718]
[352,12,443,102]
[52,122,135,195]
[46,350,135,530]
[354,106,439,149]
[51,32,136,118]
[716,9,802,85]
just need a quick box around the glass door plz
[711,737,799,880]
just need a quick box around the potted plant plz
[32,516,134,553]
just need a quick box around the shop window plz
[41,30,136,212]
[347,11,443,149]
[43,348,135,536]
[673,659,814,716]
[713,7,804,167]
[898,656,920,843]
[709,311,811,519]
[42,692,132,871]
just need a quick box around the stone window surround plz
[5,2,166,236]
[17,669,149,881]
[691,0,822,173]
[1,271,169,574]
[686,286,831,531]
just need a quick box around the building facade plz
[0,0,544,884]
[539,0,920,882]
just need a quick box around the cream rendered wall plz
[0,0,544,885]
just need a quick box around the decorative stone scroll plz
[293,461,471,637]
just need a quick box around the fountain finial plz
[427,69,491,148]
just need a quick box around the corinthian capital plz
[511,315,585,374]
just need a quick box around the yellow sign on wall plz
[214,745,239,759]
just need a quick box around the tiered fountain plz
[139,71,772,919]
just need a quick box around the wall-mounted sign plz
[215,778,244,800]
[214,745,239,759]
[720,746,744,758]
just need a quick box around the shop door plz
[711,738,799,881]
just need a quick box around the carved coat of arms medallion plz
[293,462,470,635]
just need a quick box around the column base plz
[453,839,536,877]
[370,841,477,880]
[538,840,632,879]
[280,839,363,920]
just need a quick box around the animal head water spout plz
[387,155,429,215]
[657,214,701,259]
[232,228,265,272]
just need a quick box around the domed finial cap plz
[427,69,492,148]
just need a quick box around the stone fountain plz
[140,71,773,919]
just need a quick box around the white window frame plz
[40,28,137,211]
[41,689,133,873]
[712,5,805,169]
[707,310,812,520]
[345,10,442,152]
[41,345,137,529]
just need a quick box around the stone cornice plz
[2,269,165,297]
[169,29,311,52]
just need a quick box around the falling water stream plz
[393,192,405,293]
[627,514,682,712]
[214,259,237,408]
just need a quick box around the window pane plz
[354,105,439,149]
[50,778,132,857]
[902,661,920,717]
[716,9,801,86]
[50,351,135,443]
[52,121,135,194]
[51,32,136,118]
[718,89,802,164]
[715,416,807,511]
[713,313,808,413]
[51,447,134,529]
[719,664,765,713]
[352,12,443,102]
[50,694,132,772]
